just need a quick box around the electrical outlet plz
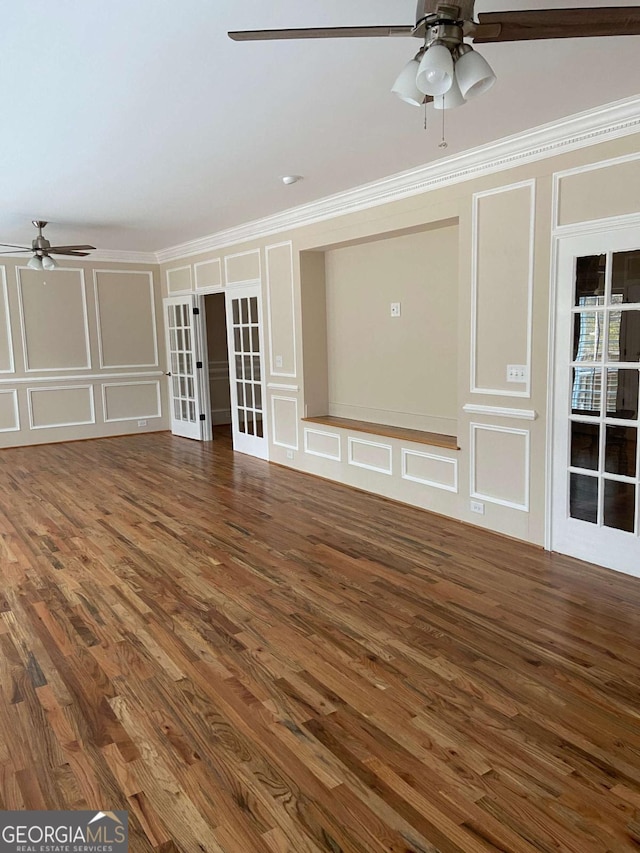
[470,500,485,515]
[137,419,148,427]
[286,450,294,460]
[275,355,283,368]
[507,364,527,383]
[390,302,401,318]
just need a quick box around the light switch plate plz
[470,500,485,515]
[390,302,401,318]
[507,364,527,383]
[275,355,283,368]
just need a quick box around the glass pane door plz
[553,230,640,577]
[164,296,206,440]
[226,286,268,459]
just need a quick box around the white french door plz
[164,295,210,440]
[552,227,640,577]
[225,285,268,459]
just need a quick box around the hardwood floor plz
[1,432,640,852]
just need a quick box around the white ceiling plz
[1,0,639,253]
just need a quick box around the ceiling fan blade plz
[229,25,414,41]
[0,250,30,255]
[0,243,29,250]
[47,244,96,252]
[48,250,91,257]
[473,7,640,42]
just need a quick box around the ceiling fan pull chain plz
[424,100,428,131]
[439,106,448,149]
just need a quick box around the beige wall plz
[152,132,640,550]
[324,224,458,434]
[0,258,167,448]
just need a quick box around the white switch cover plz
[507,364,528,383]
[390,302,401,318]
[275,355,283,368]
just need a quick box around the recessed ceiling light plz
[282,175,302,185]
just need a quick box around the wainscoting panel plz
[166,266,193,294]
[18,268,90,372]
[102,381,162,423]
[471,422,530,511]
[94,270,158,368]
[266,242,296,378]
[304,428,341,462]
[0,268,14,374]
[224,250,261,285]
[348,437,392,475]
[28,385,95,430]
[0,389,19,432]
[195,259,222,290]
[472,181,534,397]
[271,395,299,450]
[402,448,458,492]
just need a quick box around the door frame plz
[546,215,640,575]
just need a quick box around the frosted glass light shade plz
[42,255,57,270]
[455,48,496,100]
[27,255,43,270]
[433,74,466,110]
[391,58,424,106]
[416,44,454,96]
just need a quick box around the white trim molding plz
[0,267,15,375]
[348,436,393,476]
[470,180,535,399]
[270,395,299,451]
[304,428,342,462]
[470,422,530,512]
[267,382,300,392]
[93,269,159,369]
[265,241,297,379]
[17,266,92,373]
[0,389,20,432]
[224,249,262,286]
[0,370,163,386]
[463,403,537,421]
[195,258,223,291]
[156,96,640,263]
[27,384,96,430]
[166,265,193,294]
[101,380,162,424]
[552,151,640,234]
[401,448,458,493]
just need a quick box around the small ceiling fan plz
[229,2,640,111]
[0,220,96,271]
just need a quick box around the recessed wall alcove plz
[300,218,460,446]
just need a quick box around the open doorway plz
[203,293,231,438]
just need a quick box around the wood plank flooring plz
[1,432,640,852]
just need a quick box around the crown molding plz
[156,94,640,264]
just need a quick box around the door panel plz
[552,228,640,577]
[164,295,209,440]
[226,286,268,459]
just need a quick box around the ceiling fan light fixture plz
[391,55,425,107]
[27,255,44,271]
[455,44,496,100]
[433,73,466,110]
[416,43,454,96]
[42,255,58,270]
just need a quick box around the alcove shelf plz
[302,415,459,451]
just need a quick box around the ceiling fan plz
[229,2,640,111]
[0,220,96,271]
